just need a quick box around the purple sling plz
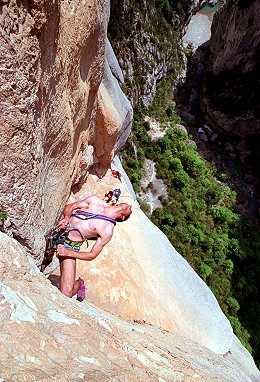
[71,210,116,225]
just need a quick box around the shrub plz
[137,147,145,157]
[227,296,240,315]
[162,213,175,226]
[169,157,183,171]
[228,238,240,257]
[187,224,205,244]
[224,259,234,275]
[166,103,174,116]
[0,207,7,223]
[204,180,226,204]
[200,262,213,280]
[218,173,228,182]
[137,198,150,215]
[194,198,207,210]
[211,207,240,226]
[171,169,190,190]
[128,159,141,169]
[229,315,242,337]
[180,149,203,176]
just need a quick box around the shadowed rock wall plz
[200,0,260,137]
[199,0,260,195]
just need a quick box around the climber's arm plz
[57,229,113,261]
[58,196,98,228]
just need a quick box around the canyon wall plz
[109,0,208,107]
[0,0,132,262]
[201,0,259,137]
[200,0,260,191]
[0,0,259,380]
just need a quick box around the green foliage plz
[171,170,190,190]
[179,148,203,176]
[147,78,183,124]
[169,157,183,171]
[200,262,213,281]
[121,78,260,365]
[211,207,240,226]
[108,15,133,40]
[137,198,151,215]
[229,315,243,337]
[224,259,234,276]
[0,206,7,223]
[165,103,174,117]
[162,213,175,226]
[218,173,228,182]
[227,296,240,315]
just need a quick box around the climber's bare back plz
[66,196,115,241]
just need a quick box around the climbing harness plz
[40,225,87,272]
[41,194,121,272]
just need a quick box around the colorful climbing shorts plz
[63,238,83,252]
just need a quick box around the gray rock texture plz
[199,0,260,195]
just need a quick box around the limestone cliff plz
[0,0,132,261]
[108,1,208,106]
[0,0,259,380]
[200,0,260,190]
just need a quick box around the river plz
[183,1,222,47]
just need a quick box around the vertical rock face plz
[199,0,260,194]
[109,0,191,106]
[200,0,259,137]
[94,40,133,171]
[0,0,132,262]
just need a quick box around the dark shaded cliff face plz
[200,0,260,191]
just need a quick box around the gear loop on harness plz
[41,225,87,272]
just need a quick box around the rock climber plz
[48,195,132,301]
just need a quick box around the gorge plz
[0,0,259,380]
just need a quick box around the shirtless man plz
[56,195,132,299]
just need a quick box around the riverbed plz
[183,2,221,47]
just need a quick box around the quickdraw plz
[40,225,86,272]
